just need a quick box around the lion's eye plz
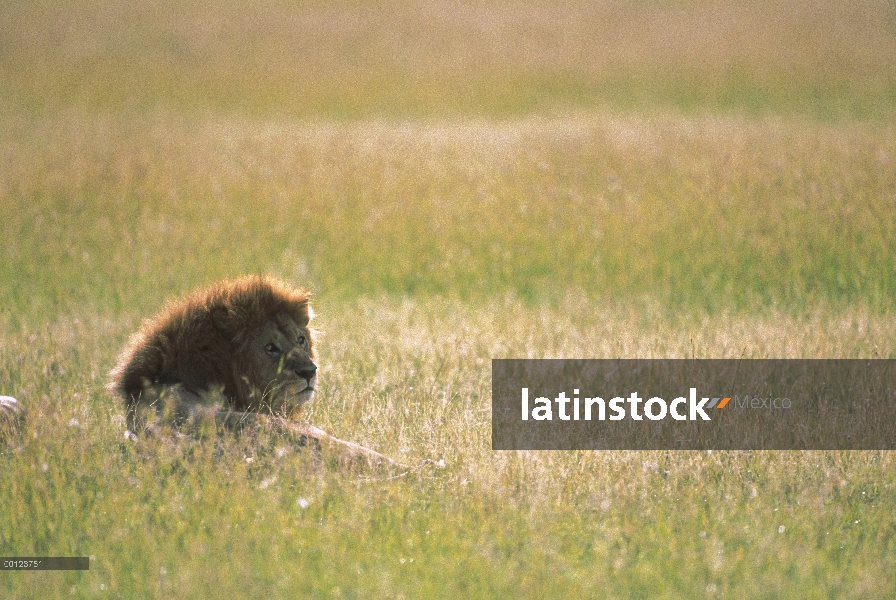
[298,335,306,347]
[265,343,281,356]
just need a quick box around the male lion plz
[108,275,394,467]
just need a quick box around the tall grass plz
[2,299,896,598]
[2,0,895,597]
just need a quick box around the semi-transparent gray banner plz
[492,359,896,450]
[0,557,89,570]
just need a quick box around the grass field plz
[1,0,896,598]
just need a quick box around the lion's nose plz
[295,364,317,383]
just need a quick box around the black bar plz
[1,557,89,570]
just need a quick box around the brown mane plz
[108,275,313,411]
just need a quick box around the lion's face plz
[245,314,317,416]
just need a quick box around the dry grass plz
[2,297,896,597]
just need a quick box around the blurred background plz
[2,0,894,119]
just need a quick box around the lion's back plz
[108,297,227,404]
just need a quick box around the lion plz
[107,275,395,468]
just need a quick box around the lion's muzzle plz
[286,355,317,388]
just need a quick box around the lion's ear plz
[294,302,313,327]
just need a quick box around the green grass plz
[1,113,894,317]
[1,0,896,597]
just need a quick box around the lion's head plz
[224,304,318,415]
[109,275,317,418]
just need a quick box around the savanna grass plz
[1,109,894,599]
[1,0,895,597]
[2,298,896,598]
